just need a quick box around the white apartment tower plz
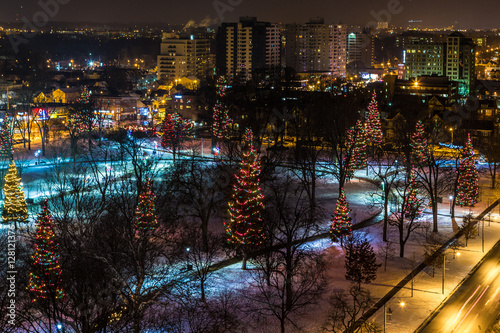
[157,33,210,81]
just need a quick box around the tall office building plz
[216,17,280,84]
[446,32,475,96]
[404,32,475,96]
[157,33,210,81]
[347,29,374,68]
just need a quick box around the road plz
[418,241,500,333]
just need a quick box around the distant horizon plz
[0,0,499,30]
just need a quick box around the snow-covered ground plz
[5,138,500,332]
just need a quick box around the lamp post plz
[449,127,454,144]
[449,195,453,215]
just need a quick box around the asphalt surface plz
[418,240,500,333]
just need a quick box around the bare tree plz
[184,229,224,302]
[248,175,326,333]
[389,173,426,257]
[323,286,381,333]
[460,214,477,246]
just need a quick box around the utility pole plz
[442,253,446,295]
[384,303,386,333]
[482,218,485,253]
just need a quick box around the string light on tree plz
[410,120,429,164]
[1,160,28,229]
[212,76,232,140]
[0,116,13,158]
[404,168,422,219]
[29,199,64,302]
[345,120,367,174]
[330,188,352,245]
[365,91,383,145]
[134,177,158,231]
[161,113,190,161]
[456,134,479,207]
[225,128,265,269]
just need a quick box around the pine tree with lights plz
[365,92,383,145]
[161,113,188,162]
[212,76,232,141]
[456,134,479,207]
[410,120,429,164]
[351,120,367,169]
[404,168,422,219]
[225,128,265,269]
[134,177,158,231]
[29,199,64,302]
[330,188,352,245]
[1,161,28,229]
[0,116,13,158]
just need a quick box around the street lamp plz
[35,150,42,165]
[449,195,453,214]
[449,127,454,144]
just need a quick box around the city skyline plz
[1,0,500,29]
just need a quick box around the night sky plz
[1,0,499,29]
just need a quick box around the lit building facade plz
[403,32,475,96]
[216,17,281,84]
[157,33,210,81]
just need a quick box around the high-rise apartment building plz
[330,24,347,78]
[157,33,210,81]
[285,18,331,72]
[284,19,347,77]
[216,17,280,84]
[404,32,475,96]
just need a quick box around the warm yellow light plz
[400,302,405,307]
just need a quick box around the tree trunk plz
[432,202,438,233]
[399,227,405,257]
[383,188,389,242]
[242,252,247,270]
[200,280,206,302]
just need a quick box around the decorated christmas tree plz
[134,178,158,231]
[456,134,479,207]
[161,113,189,161]
[404,168,422,219]
[330,188,352,244]
[346,120,367,172]
[212,76,232,140]
[67,86,94,135]
[225,128,265,269]
[344,128,356,181]
[365,92,383,145]
[29,199,64,301]
[0,116,13,158]
[410,120,429,164]
[2,161,28,229]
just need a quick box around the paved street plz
[418,240,500,333]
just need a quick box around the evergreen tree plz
[456,134,479,207]
[365,92,383,145]
[352,120,367,169]
[344,235,380,288]
[212,76,232,141]
[134,177,158,231]
[161,113,189,162]
[405,168,422,219]
[29,199,64,301]
[330,188,352,244]
[0,116,13,158]
[410,120,429,164]
[2,160,28,229]
[225,128,265,269]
